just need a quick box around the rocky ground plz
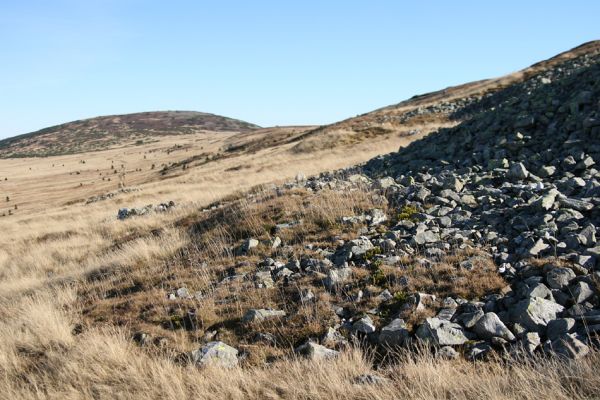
[101,49,600,369]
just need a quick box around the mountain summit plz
[0,111,260,158]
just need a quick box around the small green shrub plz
[397,205,419,221]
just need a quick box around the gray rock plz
[352,315,376,334]
[324,267,353,290]
[571,281,595,304]
[379,318,410,346]
[295,342,339,360]
[546,318,576,340]
[474,312,516,341]
[415,317,469,346]
[546,334,590,359]
[508,163,529,180]
[438,345,459,359]
[510,297,565,333]
[191,341,238,368]
[242,308,286,323]
[546,267,576,290]
[413,230,440,245]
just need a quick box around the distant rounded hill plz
[0,111,260,158]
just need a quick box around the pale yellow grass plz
[0,290,597,399]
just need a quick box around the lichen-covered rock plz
[190,341,238,368]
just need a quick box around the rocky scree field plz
[71,46,600,396]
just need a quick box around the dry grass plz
[1,292,598,400]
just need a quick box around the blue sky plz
[0,1,598,139]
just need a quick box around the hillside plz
[0,111,260,158]
[292,40,600,153]
[1,42,600,399]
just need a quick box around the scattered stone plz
[295,342,339,360]
[242,309,286,323]
[352,374,389,385]
[352,315,376,334]
[324,267,353,290]
[190,341,238,368]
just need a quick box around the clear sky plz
[0,1,598,139]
